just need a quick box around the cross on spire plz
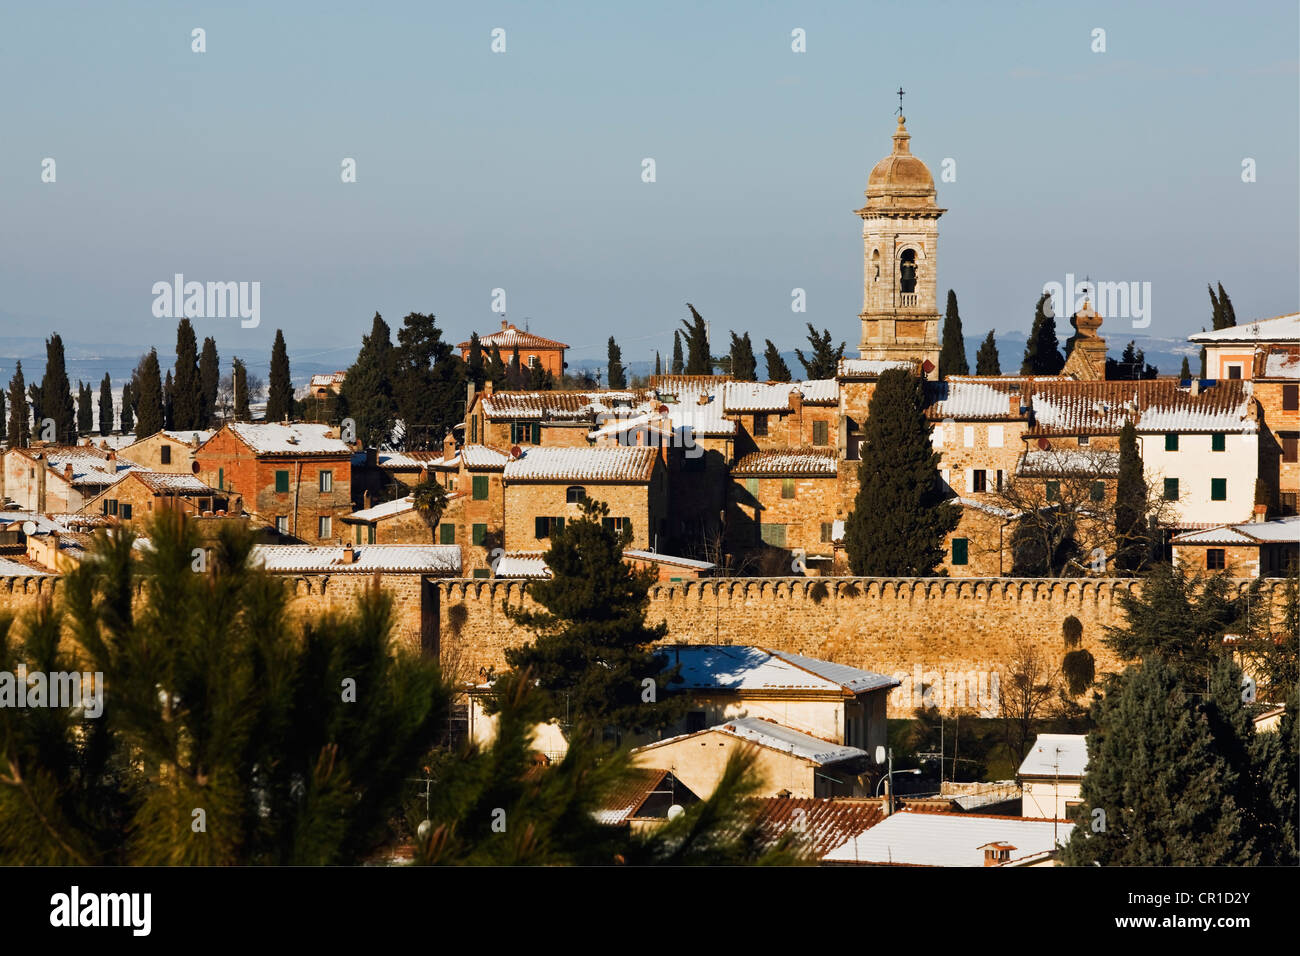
[896,87,905,116]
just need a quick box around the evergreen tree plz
[1106,341,1158,380]
[0,387,5,442]
[1021,293,1065,375]
[527,363,554,390]
[670,332,685,375]
[1252,690,1299,865]
[466,331,486,389]
[411,474,450,542]
[232,358,250,420]
[1113,421,1148,574]
[1180,356,1192,380]
[1217,282,1237,328]
[795,324,845,380]
[938,289,968,378]
[76,382,92,436]
[654,352,661,377]
[119,382,134,435]
[134,349,165,438]
[338,313,396,448]
[1200,344,1208,379]
[6,362,28,448]
[163,370,175,430]
[503,497,689,736]
[763,340,792,382]
[975,330,1001,375]
[680,305,712,375]
[171,318,201,429]
[843,368,959,575]
[98,373,113,436]
[1209,283,1223,330]
[1062,656,1259,866]
[606,337,627,389]
[505,348,524,390]
[728,332,757,381]
[39,333,76,444]
[265,329,293,422]
[199,336,219,427]
[487,344,507,385]
[392,313,465,450]
[27,384,42,434]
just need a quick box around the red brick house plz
[459,320,569,379]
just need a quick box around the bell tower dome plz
[856,114,945,377]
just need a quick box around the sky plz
[1,0,1297,376]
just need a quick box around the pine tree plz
[392,313,465,450]
[1209,283,1223,330]
[171,319,201,429]
[1113,421,1148,573]
[6,362,28,448]
[1062,656,1259,866]
[795,324,845,380]
[0,387,5,442]
[265,329,293,422]
[1021,292,1064,375]
[199,336,219,427]
[1218,283,1237,327]
[134,350,165,438]
[76,382,92,436]
[606,337,627,389]
[466,331,486,389]
[338,313,396,448]
[1180,356,1192,380]
[680,305,712,375]
[843,368,960,575]
[163,370,175,429]
[97,374,113,436]
[528,363,553,390]
[975,330,1001,375]
[506,348,524,390]
[39,333,76,444]
[232,358,250,420]
[670,332,684,375]
[504,497,689,736]
[728,332,757,381]
[763,340,791,382]
[938,289,968,378]
[654,352,661,377]
[119,382,134,435]
[487,344,506,386]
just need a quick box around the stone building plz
[1251,345,1300,515]
[465,381,650,448]
[1188,311,1300,381]
[458,320,569,379]
[729,447,840,570]
[340,494,437,545]
[117,429,214,475]
[1171,514,1299,577]
[426,442,509,575]
[79,471,231,524]
[0,446,138,513]
[723,380,839,457]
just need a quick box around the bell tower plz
[856,113,945,378]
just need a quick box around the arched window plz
[899,249,918,293]
[871,248,880,282]
[566,485,586,504]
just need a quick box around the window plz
[566,485,586,504]
[951,538,969,566]
[1090,480,1105,502]
[1282,434,1298,463]
[439,523,455,544]
[1207,548,1226,570]
[472,568,490,579]
[1211,433,1226,452]
[367,525,375,544]
[472,523,487,545]
[1078,434,1090,446]
[988,425,1004,448]
[510,422,541,444]
[759,523,786,548]
[160,445,171,465]
[276,516,289,535]
[121,504,132,519]
[1164,433,1179,452]
[1227,365,1242,380]
[319,470,333,493]
[534,516,564,538]
[745,477,759,497]
[1282,492,1297,515]
[602,516,632,536]
[107,500,118,516]
[1164,477,1179,501]
[275,470,290,493]
[963,426,974,448]
[356,524,363,545]
[753,414,768,437]
[1046,480,1060,501]
[821,522,833,543]
[532,422,541,444]
[1211,478,1227,501]
[527,355,538,368]
[1285,384,1299,411]
[972,470,987,493]
[781,478,795,499]
[472,475,489,500]
[812,420,828,446]
[218,467,224,490]
[318,516,332,539]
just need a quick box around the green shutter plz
[275,470,289,493]
[440,523,455,544]
[355,525,362,545]
[813,420,828,446]
[473,475,489,500]
[745,477,759,497]
[535,516,548,538]
[1165,433,1179,451]
[531,423,541,444]
[952,538,969,565]
[1164,477,1179,500]
[217,467,223,490]
[1212,433,1226,452]
[1211,478,1227,501]
[367,525,375,544]
[1046,480,1060,501]
[1090,480,1105,502]
[473,523,487,545]
[782,478,795,499]
[759,524,786,548]
[472,568,490,579]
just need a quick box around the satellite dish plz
[1037,437,1051,450]
[417,819,432,840]
[666,804,685,821]
[191,461,201,473]
[510,445,522,458]
[875,745,886,764]
[22,521,37,536]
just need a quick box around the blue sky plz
[1,0,1296,373]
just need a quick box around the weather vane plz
[896,87,905,117]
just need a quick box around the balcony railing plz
[899,292,919,307]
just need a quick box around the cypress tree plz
[76,382,92,436]
[1021,292,1064,375]
[391,313,465,450]
[485,344,506,386]
[119,382,134,435]
[6,362,28,448]
[338,313,395,448]
[266,329,293,422]
[795,324,846,380]
[466,331,486,389]
[606,337,627,389]
[1209,284,1224,330]
[680,305,712,375]
[843,368,960,575]
[232,358,250,420]
[1113,421,1147,573]
[199,336,220,427]
[763,339,792,382]
[506,347,524,389]
[654,352,661,377]
[135,350,164,438]
[40,333,76,444]
[1218,282,1237,327]
[171,319,200,429]
[98,373,113,436]
[1179,356,1192,380]
[728,332,758,381]
[670,332,684,375]
[163,371,175,429]
[0,387,5,442]
[975,330,1001,375]
[938,289,969,378]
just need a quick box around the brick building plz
[459,320,569,379]
[118,429,214,475]
[0,446,138,513]
[1252,346,1300,515]
[79,471,231,524]
[427,442,510,574]
[729,447,840,571]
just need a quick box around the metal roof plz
[1017,733,1089,779]
[824,809,1075,866]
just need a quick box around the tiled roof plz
[36,448,139,487]
[309,371,347,387]
[954,497,1022,519]
[458,323,569,351]
[493,552,551,578]
[837,358,917,379]
[223,422,352,456]
[925,379,1025,420]
[1256,346,1300,380]
[623,550,716,571]
[1188,312,1300,344]
[480,389,650,421]
[824,809,1074,866]
[660,645,897,695]
[636,717,868,766]
[503,445,658,482]
[654,380,736,437]
[731,447,838,477]
[1135,381,1256,433]
[132,472,221,495]
[160,429,215,446]
[1017,734,1088,779]
[648,374,733,391]
[1025,380,1255,436]
[346,495,416,522]
[1016,448,1120,477]
[250,544,460,574]
[1172,514,1300,546]
[751,798,886,860]
[593,768,678,825]
[460,444,512,470]
[375,451,430,470]
[722,379,837,413]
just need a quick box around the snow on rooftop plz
[503,445,657,482]
[1016,448,1120,477]
[132,472,219,495]
[493,552,551,578]
[1172,514,1300,546]
[225,422,352,456]
[1189,312,1300,344]
[1017,734,1089,778]
[1260,348,1300,380]
[660,645,897,695]
[837,358,916,379]
[347,495,416,522]
[623,550,716,571]
[824,809,1074,866]
[731,447,838,476]
[712,717,868,765]
[0,556,51,576]
[161,429,215,446]
[722,379,837,413]
[459,445,511,470]
[925,380,1023,420]
[954,497,1022,519]
[38,448,141,486]
[654,380,736,437]
[250,544,460,574]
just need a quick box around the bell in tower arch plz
[899,249,918,293]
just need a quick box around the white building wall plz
[1022,779,1082,820]
[1140,432,1257,526]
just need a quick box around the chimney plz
[501,319,509,330]
[1191,379,1202,396]
[1254,503,1268,523]
[341,543,356,564]
[64,463,74,481]
[983,843,1014,867]
[1010,393,1021,416]
[788,389,803,415]
[444,431,457,460]
[484,380,494,397]
[882,774,893,816]
[363,490,372,510]
[107,450,117,467]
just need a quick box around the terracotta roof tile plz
[731,447,838,477]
